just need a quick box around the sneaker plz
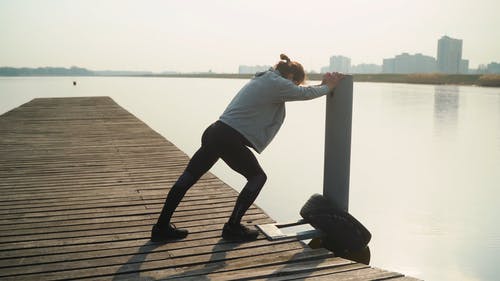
[222,223,259,242]
[151,223,188,242]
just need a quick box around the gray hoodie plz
[219,68,330,153]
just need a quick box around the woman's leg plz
[227,173,267,225]
[219,141,267,241]
[156,145,218,227]
[152,123,221,242]
[152,145,219,242]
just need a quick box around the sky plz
[1,0,499,73]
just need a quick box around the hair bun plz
[280,54,291,63]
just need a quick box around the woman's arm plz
[278,72,346,102]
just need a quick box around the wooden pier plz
[0,97,416,280]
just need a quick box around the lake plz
[1,76,499,281]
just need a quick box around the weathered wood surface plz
[0,97,417,280]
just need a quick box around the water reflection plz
[433,85,459,137]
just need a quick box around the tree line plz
[0,66,94,76]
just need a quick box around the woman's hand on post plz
[323,72,346,92]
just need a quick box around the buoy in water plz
[73,81,77,86]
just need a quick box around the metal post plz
[323,75,353,212]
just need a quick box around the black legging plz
[157,121,267,227]
[187,121,264,180]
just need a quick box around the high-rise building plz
[487,62,500,74]
[437,35,463,74]
[329,56,351,73]
[320,55,351,73]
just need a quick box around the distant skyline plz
[1,0,499,73]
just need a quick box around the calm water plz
[1,77,499,281]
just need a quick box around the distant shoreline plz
[139,73,500,87]
[1,68,499,87]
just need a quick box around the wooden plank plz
[0,210,266,250]
[107,248,340,281]
[0,204,261,241]
[0,240,306,280]
[0,194,237,216]
[0,217,274,261]
[0,203,262,228]
[194,254,359,281]
[0,194,240,221]
[0,236,303,278]
[0,181,226,203]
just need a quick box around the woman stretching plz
[152,54,345,242]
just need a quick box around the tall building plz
[382,53,436,73]
[329,56,351,73]
[437,35,463,74]
[320,55,351,73]
[382,58,395,73]
[487,62,500,74]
